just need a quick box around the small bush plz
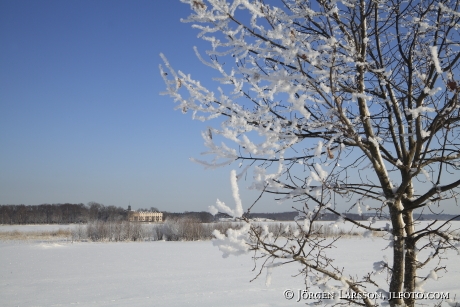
[0,229,72,241]
[0,220,376,242]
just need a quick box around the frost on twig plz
[208,170,244,218]
[212,223,251,258]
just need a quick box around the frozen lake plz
[1,236,458,306]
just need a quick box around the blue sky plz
[0,0,276,212]
[1,1,458,215]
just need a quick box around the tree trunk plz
[389,200,405,307]
[404,210,416,307]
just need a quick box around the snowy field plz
[1,234,459,306]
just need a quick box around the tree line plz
[0,202,130,224]
[0,203,216,225]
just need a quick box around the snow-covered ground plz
[1,235,459,306]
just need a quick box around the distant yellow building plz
[127,206,163,222]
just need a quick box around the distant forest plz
[1,203,458,224]
[1,203,144,224]
[0,203,219,225]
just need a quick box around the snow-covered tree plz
[160,0,460,306]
